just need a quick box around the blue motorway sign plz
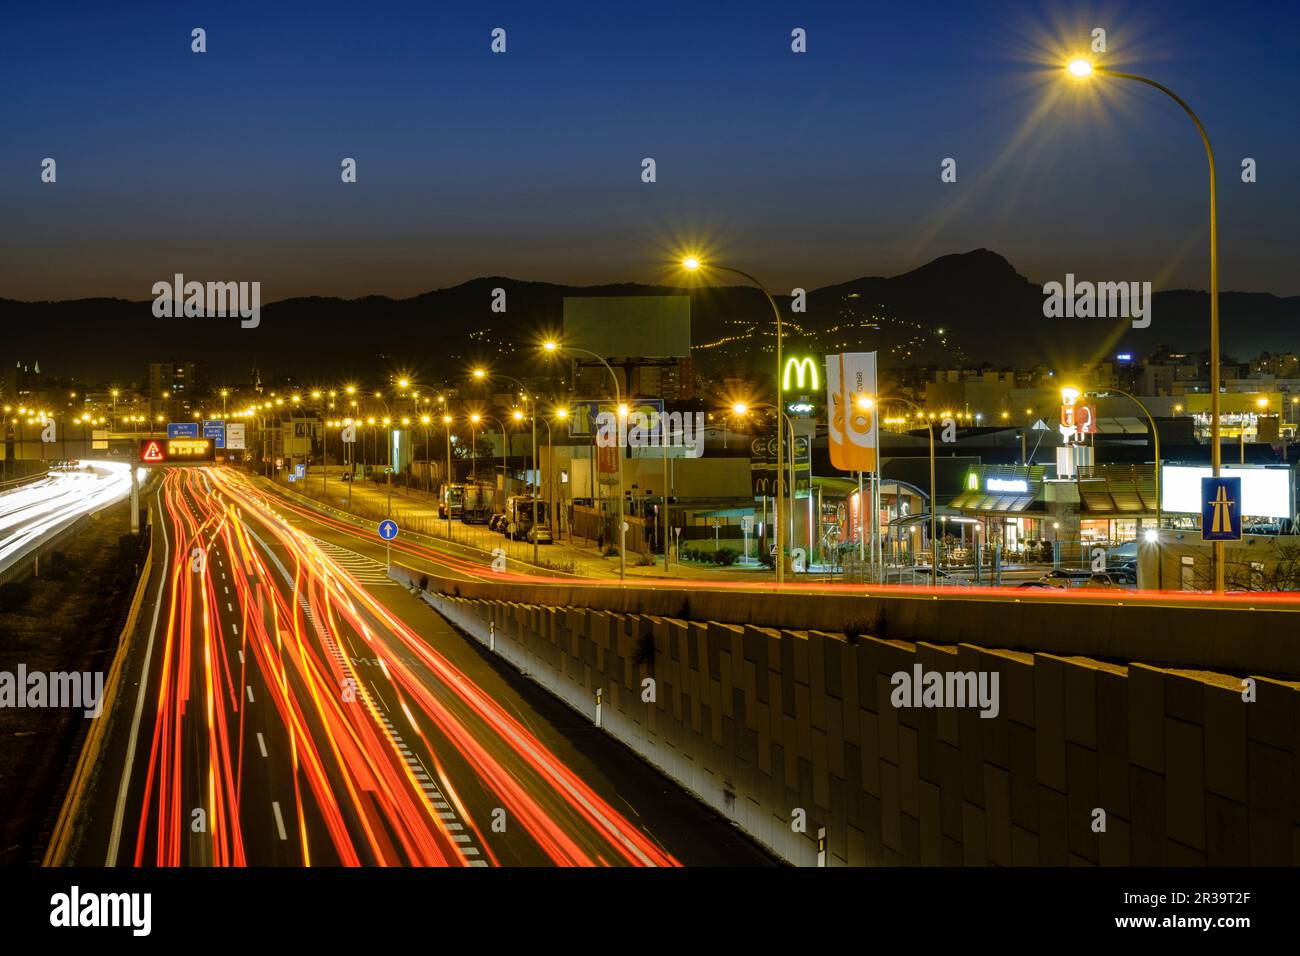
[203,419,226,449]
[1201,476,1242,541]
[378,519,399,541]
[167,422,200,439]
[294,464,305,478]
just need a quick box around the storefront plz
[946,465,1050,559]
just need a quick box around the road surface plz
[71,467,771,866]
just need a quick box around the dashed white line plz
[257,732,268,757]
[271,801,288,841]
[246,685,255,703]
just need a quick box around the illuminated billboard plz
[1161,465,1293,520]
[139,437,216,463]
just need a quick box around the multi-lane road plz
[0,461,135,573]
[71,467,771,867]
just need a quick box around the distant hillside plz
[2,250,1296,382]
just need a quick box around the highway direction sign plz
[203,419,226,449]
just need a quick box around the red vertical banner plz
[597,444,619,474]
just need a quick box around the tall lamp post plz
[553,407,569,540]
[1069,384,1163,531]
[1066,57,1222,591]
[441,414,454,536]
[472,369,540,560]
[543,340,627,580]
[682,256,785,584]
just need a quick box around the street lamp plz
[1065,385,1162,532]
[474,368,541,563]
[543,340,627,580]
[682,256,786,584]
[441,413,454,536]
[1065,56,1223,591]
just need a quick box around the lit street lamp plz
[683,256,787,584]
[1065,384,1162,532]
[1065,56,1223,591]
[543,340,627,580]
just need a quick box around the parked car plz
[1082,571,1129,590]
[1036,568,1093,589]
[1015,580,1055,590]
[488,513,506,533]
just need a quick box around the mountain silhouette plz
[2,250,1295,384]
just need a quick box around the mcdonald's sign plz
[782,356,820,392]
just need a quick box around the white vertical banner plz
[837,353,878,473]
[825,354,843,454]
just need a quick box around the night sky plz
[2,0,1297,303]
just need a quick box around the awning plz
[951,493,1039,513]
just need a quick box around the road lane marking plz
[246,685,255,702]
[257,732,268,757]
[271,801,288,841]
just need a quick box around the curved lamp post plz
[1066,57,1222,591]
[543,340,627,580]
[682,256,786,584]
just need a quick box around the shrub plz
[715,548,740,566]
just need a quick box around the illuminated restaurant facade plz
[946,462,1160,554]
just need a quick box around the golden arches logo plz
[782,356,819,392]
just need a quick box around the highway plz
[0,461,137,572]
[255,474,1300,614]
[73,467,770,867]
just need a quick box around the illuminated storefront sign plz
[986,477,1030,494]
[782,356,820,392]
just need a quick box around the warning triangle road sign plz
[141,440,166,462]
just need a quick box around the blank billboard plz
[1161,464,1294,519]
[562,296,690,358]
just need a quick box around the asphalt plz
[69,466,774,867]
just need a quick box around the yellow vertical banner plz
[825,352,877,472]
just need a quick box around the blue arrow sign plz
[1201,476,1242,541]
[378,520,399,541]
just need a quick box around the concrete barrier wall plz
[408,573,1300,866]
[413,572,1300,678]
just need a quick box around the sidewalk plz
[275,466,774,583]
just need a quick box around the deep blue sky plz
[2,0,1297,301]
